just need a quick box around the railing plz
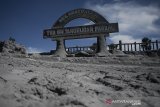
[66,46,92,53]
[66,40,160,53]
[116,40,160,52]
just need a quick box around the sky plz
[0,0,160,53]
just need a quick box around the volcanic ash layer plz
[0,54,160,107]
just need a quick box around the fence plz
[116,40,160,52]
[66,46,92,53]
[66,40,160,53]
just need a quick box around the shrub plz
[141,37,151,51]
[9,37,16,42]
[108,43,117,50]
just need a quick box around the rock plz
[0,39,26,54]
[146,73,160,83]
[47,86,67,96]
[157,49,160,56]
[31,87,44,99]
[75,51,93,57]
[28,77,38,84]
[146,51,158,57]
[136,73,160,83]
[110,49,125,55]
[96,78,123,91]
[0,76,7,83]
[28,76,48,86]
[0,76,7,89]
[26,70,34,73]
[136,73,147,81]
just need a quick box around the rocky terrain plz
[0,40,160,107]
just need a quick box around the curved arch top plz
[52,8,109,28]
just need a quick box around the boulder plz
[110,49,125,55]
[157,49,160,56]
[75,51,93,57]
[147,73,160,83]
[0,39,26,54]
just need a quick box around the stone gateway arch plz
[43,8,119,57]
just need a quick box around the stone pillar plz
[96,34,110,56]
[54,38,67,57]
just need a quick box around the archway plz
[43,8,119,57]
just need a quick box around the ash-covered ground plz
[0,53,160,107]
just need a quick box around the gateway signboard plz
[43,23,118,39]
